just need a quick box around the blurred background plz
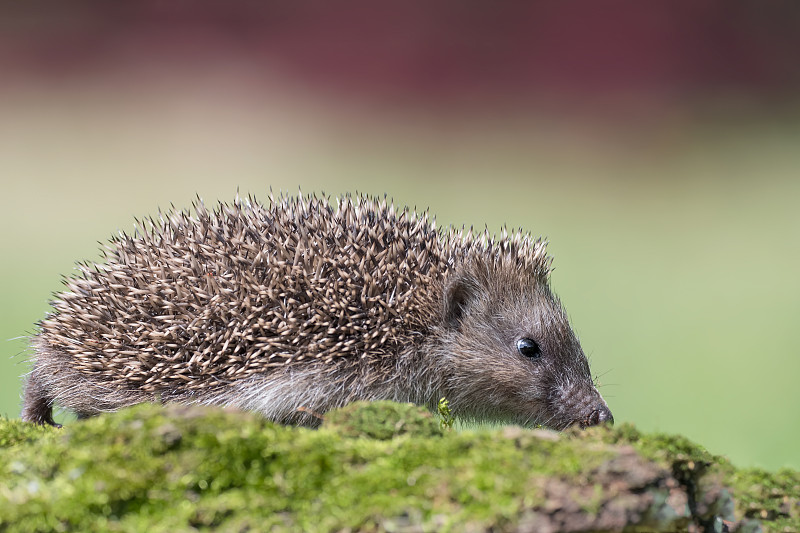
[1,1,798,470]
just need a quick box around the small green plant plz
[437,397,455,430]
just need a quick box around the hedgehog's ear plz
[443,270,480,330]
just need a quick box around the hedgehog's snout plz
[583,403,614,428]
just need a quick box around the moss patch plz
[0,417,55,449]
[323,400,443,440]
[0,403,796,532]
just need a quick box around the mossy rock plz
[0,402,796,532]
[580,423,799,532]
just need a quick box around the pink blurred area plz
[2,1,799,109]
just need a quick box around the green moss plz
[0,404,796,532]
[0,417,55,448]
[724,467,800,532]
[322,400,443,439]
[587,422,719,467]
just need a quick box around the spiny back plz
[39,193,551,393]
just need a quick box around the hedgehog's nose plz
[585,404,614,427]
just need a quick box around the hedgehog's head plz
[435,251,612,430]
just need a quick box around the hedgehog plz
[21,192,613,429]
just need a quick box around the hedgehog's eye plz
[516,338,541,359]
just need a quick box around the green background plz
[1,82,798,470]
